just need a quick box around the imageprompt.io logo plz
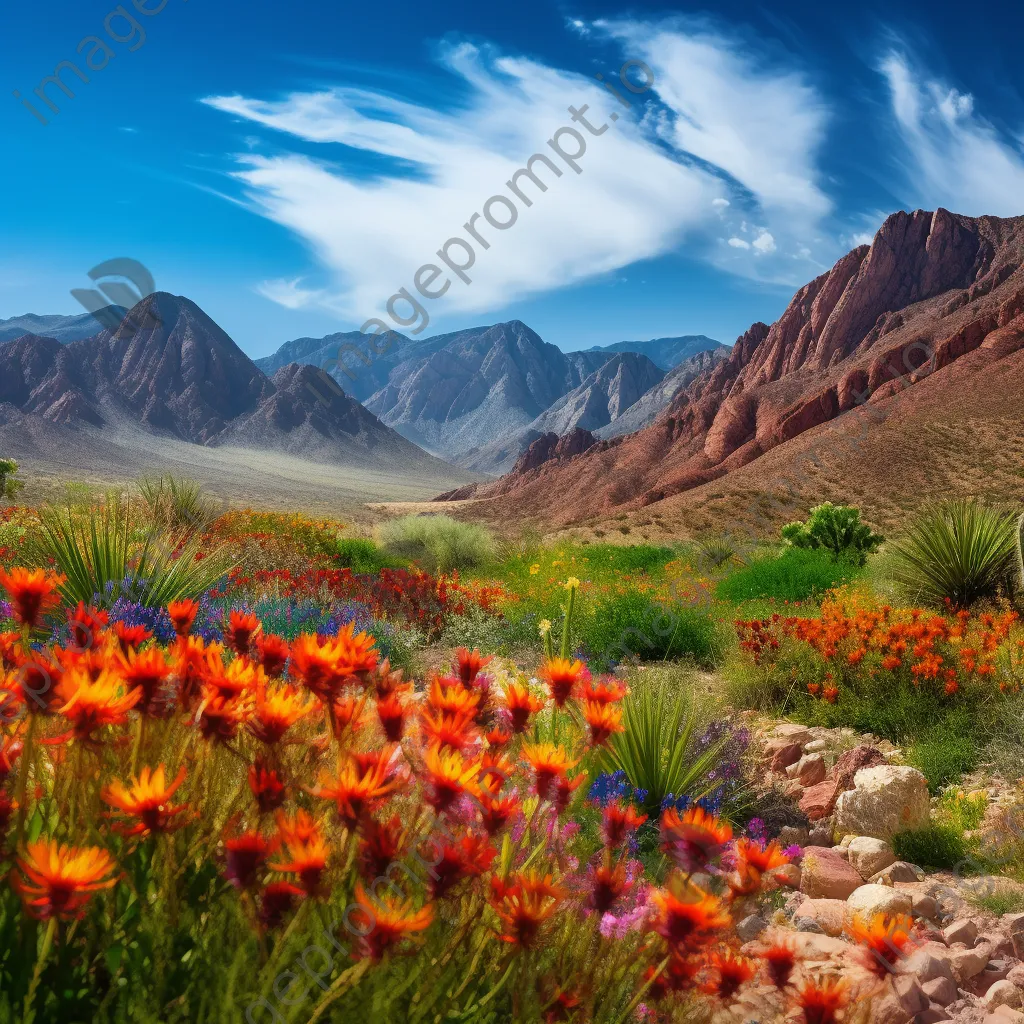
[71,258,161,331]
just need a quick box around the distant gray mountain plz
[0,308,126,345]
[594,347,731,439]
[583,335,725,370]
[461,351,665,474]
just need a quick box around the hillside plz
[445,208,1024,531]
[583,334,726,371]
[0,307,126,345]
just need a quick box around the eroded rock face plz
[834,766,931,840]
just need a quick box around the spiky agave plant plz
[891,499,1018,608]
[35,498,235,608]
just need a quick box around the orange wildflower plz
[806,683,821,696]
[117,645,172,715]
[376,693,409,742]
[602,801,647,847]
[248,760,287,813]
[589,860,631,914]
[195,689,248,742]
[356,814,403,881]
[166,598,199,638]
[224,829,278,890]
[13,839,117,919]
[795,975,850,1024]
[0,568,63,630]
[315,752,402,827]
[582,699,624,747]
[581,676,627,704]
[761,938,797,988]
[428,677,480,717]
[420,706,477,751]
[426,831,497,898]
[651,883,730,950]
[539,657,586,707]
[454,647,492,685]
[272,830,329,896]
[112,622,152,656]
[423,746,481,813]
[259,880,305,929]
[489,870,566,947]
[225,609,262,656]
[333,621,380,678]
[703,949,755,1000]
[822,685,839,703]
[254,633,290,677]
[729,838,791,895]
[522,742,578,801]
[249,682,315,744]
[845,912,916,975]
[102,764,188,837]
[57,667,141,740]
[660,806,733,873]
[503,680,544,733]
[67,602,109,651]
[478,789,521,835]
[350,882,433,960]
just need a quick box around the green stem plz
[23,917,57,1024]
[612,954,669,1024]
[14,712,39,847]
[560,587,577,660]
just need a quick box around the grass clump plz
[377,514,494,573]
[908,714,981,792]
[891,499,1019,607]
[332,537,400,573]
[716,547,859,603]
[892,824,967,870]
[581,591,724,671]
[968,890,1024,915]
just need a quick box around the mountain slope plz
[0,293,461,475]
[450,208,1024,528]
[583,335,725,370]
[0,308,127,345]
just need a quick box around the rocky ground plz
[744,722,1024,1024]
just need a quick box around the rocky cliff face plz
[463,209,1024,522]
[0,294,452,471]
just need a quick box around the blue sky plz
[3,0,1024,359]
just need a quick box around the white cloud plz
[752,230,776,253]
[256,277,326,309]
[727,237,750,249]
[880,51,1024,216]
[204,23,834,320]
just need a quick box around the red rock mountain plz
[0,293,455,471]
[453,209,1024,527]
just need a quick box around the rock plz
[768,741,804,772]
[779,825,811,847]
[804,739,828,753]
[1005,964,1024,987]
[808,821,836,847]
[921,977,959,1006]
[949,947,990,983]
[801,781,841,821]
[987,1009,1024,1024]
[773,723,813,744]
[775,863,802,888]
[795,898,849,936]
[1005,915,1024,958]
[981,933,1016,959]
[793,915,826,934]
[834,744,886,790]
[872,862,926,885]
[903,951,956,985]
[912,894,940,921]
[800,848,865,900]
[978,961,1013,991]
[834,766,931,840]
[849,836,897,878]
[847,884,914,918]
[793,754,827,786]
[892,975,929,1016]
[944,920,980,947]
[987,981,1023,1010]
[915,1005,951,1023]
[736,914,766,942]
[870,989,914,1024]
[831,845,851,861]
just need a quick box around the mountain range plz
[255,324,726,471]
[445,208,1024,533]
[0,308,127,345]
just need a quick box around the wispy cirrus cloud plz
[880,51,1024,216]
[203,22,834,321]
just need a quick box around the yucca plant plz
[696,535,738,571]
[892,499,1018,608]
[137,475,217,535]
[599,677,725,820]
[35,499,234,608]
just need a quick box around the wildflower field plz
[2,485,1024,1021]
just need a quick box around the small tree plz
[781,502,883,566]
[0,458,24,502]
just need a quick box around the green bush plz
[580,543,676,574]
[716,547,859,603]
[0,458,24,501]
[908,714,980,792]
[891,499,1018,608]
[333,537,400,573]
[892,824,967,870]
[376,514,494,573]
[781,502,883,565]
[581,591,723,671]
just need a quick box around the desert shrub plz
[781,502,884,565]
[598,674,728,820]
[716,547,859,602]
[908,713,980,792]
[892,824,967,869]
[891,499,1018,608]
[0,458,24,502]
[34,500,234,608]
[377,514,494,573]
[736,787,809,840]
[581,591,724,670]
[580,542,675,574]
[696,535,738,571]
[332,537,399,573]
[138,475,218,534]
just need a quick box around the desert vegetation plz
[2,474,1024,1021]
